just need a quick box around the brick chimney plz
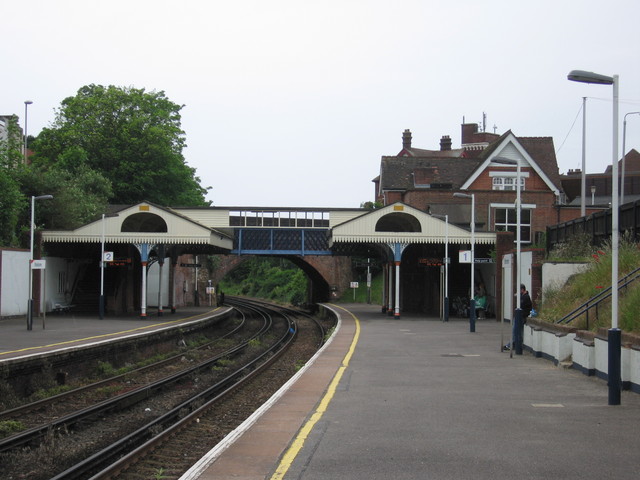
[461,123,479,145]
[402,129,412,149]
[440,135,452,151]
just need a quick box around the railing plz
[556,265,640,328]
[547,199,640,251]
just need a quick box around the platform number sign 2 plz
[103,251,114,262]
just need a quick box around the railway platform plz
[0,306,228,362]
[187,303,640,480]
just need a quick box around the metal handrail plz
[556,265,640,327]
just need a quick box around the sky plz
[2,0,640,208]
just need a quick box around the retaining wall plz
[524,318,640,393]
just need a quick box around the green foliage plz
[547,232,596,262]
[31,84,209,206]
[0,420,25,439]
[539,235,640,332]
[220,257,307,305]
[0,168,25,246]
[360,201,382,210]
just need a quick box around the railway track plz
[0,298,331,480]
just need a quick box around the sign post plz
[350,281,359,301]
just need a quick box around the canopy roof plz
[42,202,233,250]
[329,203,496,246]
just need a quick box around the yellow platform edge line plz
[269,304,361,480]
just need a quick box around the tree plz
[0,116,27,246]
[32,84,209,206]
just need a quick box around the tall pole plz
[24,100,33,164]
[610,75,621,405]
[581,97,587,217]
[27,194,53,330]
[99,214,106,319]
[568,69,621,405]
[444,214,449,322]
[514,160,523,355]
[28,196,35,330]
[470,194,475,332]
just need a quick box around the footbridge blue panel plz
[231,228,332,255]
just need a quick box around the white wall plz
[147,261,171,307]
[1,250,29,316]
[541,262,589,300]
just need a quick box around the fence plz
[547,199,640,250]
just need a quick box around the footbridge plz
[41,202,497,319]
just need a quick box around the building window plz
[492,176,525,191]
[495,208,531,243]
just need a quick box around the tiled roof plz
[380,155,482,191]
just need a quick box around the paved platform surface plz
[192,303,640,480]
[0,306,227,362]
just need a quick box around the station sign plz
[180,263,202,268]
[31,259,46,269]
[459,251,493,263]
[107,258,132,267]
[419,258,443,266]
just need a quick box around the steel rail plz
[0,309,261,454]
[53,300,295,480]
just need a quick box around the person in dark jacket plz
[504,284,533,351]
[520,284,532,322]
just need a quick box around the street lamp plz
[491,157,523,355]
[621,112,640,204]
[432,214,449,322]
[453,192,475,332]
[28,194,53,330]
[24,100,33,164]
[581,97,587,217]
[100,212,119,319]
[568,69,620,405]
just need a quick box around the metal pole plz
[28,196,35,330]
[444,215,449,322]
[470,194,476,332]
[514,160,523,355]
[609,74,621,405]
[99,213,106,319]
[581,97,587,217]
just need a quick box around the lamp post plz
[453,192,475,332]
[621,112,640,204]
[24,100,33,164]
[99,213,119,319]
[491,157,523,355]
[568,69,620,405]
[581,97,587,217]
[28,194,53,330]
[432,214,449,322]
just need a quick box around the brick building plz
[373,123,566,246]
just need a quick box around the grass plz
[539,235,640,333]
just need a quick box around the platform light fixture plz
[28,194,53,330]
[568,69,620,405]
[453,192,475,332]
[24,100,33,164]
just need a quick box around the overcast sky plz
[2,1,639,208]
